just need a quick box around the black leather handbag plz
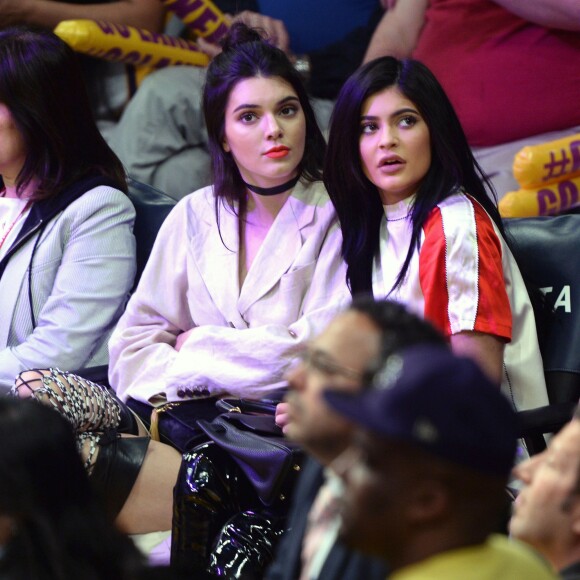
[171,398,304,576]
[196,408,303,507]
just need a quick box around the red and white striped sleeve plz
[418,194,512,341]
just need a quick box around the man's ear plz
[570,498,580,537]
[406,479,449,523]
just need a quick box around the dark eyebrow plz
[361,107,420,122]
[310,346,337,362]
[306,346,364,380]
[232,95,300,114]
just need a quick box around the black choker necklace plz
[243,174,300,196]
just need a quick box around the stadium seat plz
[504,214,580,453]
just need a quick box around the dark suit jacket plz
[265,456,388,580]
[561,562,580,580]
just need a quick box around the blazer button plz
[288,329,297,338]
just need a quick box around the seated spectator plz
[510,407,580,579]
[363,0,580,198]
[267,297,445,580]
[0,27,136,392]
[324,55,549,418]
[108,22,348,441]
[325,344,557,579]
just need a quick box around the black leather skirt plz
[89,392,150,519]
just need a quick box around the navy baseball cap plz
[324,344,518,477]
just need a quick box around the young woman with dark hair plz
[108,21,347,416]
[0,27,136,391]
[324,56,548,414]
[14,22,348,539]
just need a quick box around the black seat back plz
[504,215,580,453]
[504,214,580,406]
[126,177,177,288]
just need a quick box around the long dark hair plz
[324,57,504,295]
[349,296,447,383]
[0,398,144,579]
[203,22,326,219]
[0,26,127,200]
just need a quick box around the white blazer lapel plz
[238,183,316,314]
[191,199,243,324]
[0,243,34,348]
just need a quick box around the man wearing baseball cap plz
[325,344,556,579]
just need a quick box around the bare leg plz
[116,438,182,533]
[13,369,181,533]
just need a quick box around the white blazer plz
[109,180,351,404]
[0,185,136,392]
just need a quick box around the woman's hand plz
[174,328,195,352]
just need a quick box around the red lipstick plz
[265,146,290,159]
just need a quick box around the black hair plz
[349,296,447,381]
[0,26,127,200]
[324,57,505,295]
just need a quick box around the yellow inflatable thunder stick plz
[499,175,580,218]
[513,133,580,189]
[162,0,229,43]
[54,19,210,69]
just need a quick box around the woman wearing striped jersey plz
[323,56,548,414]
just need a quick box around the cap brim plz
[324,388,387,435]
